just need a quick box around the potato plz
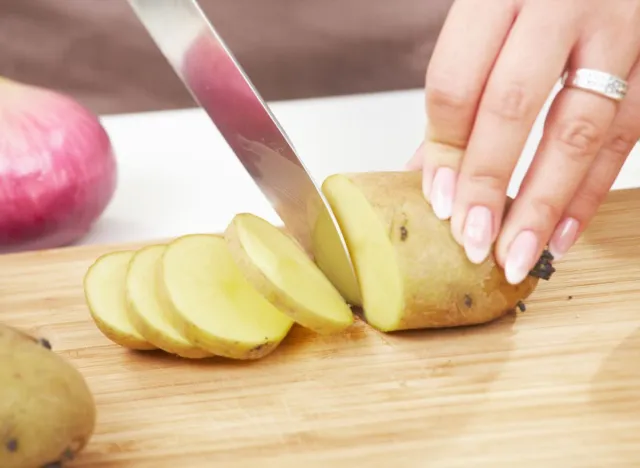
[157,234,295,360]
[83,250,156,350]
[125,245,213,359]
[318,171,545,332]
[224,213,354,335]
[0,324,96,468]
[311,204,363,307]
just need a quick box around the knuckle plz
[551,116,604,158]
[529,196,565,226]
[425,79,475,116]
[571,184,608,214]
[483,81,534,122]
[461,166,509,194]
[603,128,639,159]
[425,77,476,147]
[422,140,465,166]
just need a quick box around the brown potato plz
[317,171,546,332]
[0,324,96,468]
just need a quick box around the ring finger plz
[548,56,640,259]
[495,31,640,284]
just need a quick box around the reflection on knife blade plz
[126,0,357,297]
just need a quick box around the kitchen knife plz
[127,0,357,297]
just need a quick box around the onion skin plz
[0,78,117,253]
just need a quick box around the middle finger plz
[449,2,577,264]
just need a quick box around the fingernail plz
[429,167,456,219]
[549,217,579,260]
[505,230,539,285]
[463,206,493,264]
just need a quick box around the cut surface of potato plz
[83,251,156,350]
[225,213,354,335]
[311,205,362,307]
[158,234,294,360]
[125,245,213,359]
[320,171,540,332]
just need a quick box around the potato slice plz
[125,245,213,359]
[224,213,354,335]
[158,234,294,360]
[318,171,542,332]
[83,251,156,350]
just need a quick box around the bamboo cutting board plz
[1,189,640,468]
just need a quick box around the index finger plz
[421,0,518,219]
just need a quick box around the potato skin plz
[83,251,157,351]
[324,171,540,331]
[126,296,213,359]
[125,245,214,359]
[157,234,294,360]
[0,325,96,468]
[224,215,303,320]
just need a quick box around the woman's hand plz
[408,0,640,284]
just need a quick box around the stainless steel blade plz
[127,0,358,300]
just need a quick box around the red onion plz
[0,77,117,254]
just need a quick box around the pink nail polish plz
[505,230,539,285]
[549,217,579,260]
[429,167,456,220]
[463,206,493,264]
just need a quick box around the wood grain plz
[1,189,640,467]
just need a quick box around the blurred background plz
[0,0,452,115]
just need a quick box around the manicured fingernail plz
[429,167,456,219]
[505,230,539,285]
[463,206,493,264]
[549,217,579,260]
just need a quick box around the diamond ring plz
[561,68,628,102]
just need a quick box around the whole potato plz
[0,324,96,468]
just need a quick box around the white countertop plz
[82,86,640,247]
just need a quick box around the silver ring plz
[561,68,628,102]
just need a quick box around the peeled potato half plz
[157,234,295,360]
[224,213,354,335]
[83,250,156,350]
[125,245,213,359]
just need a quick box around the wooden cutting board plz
[1,189,640,468]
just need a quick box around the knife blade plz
[127,0,358,299]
